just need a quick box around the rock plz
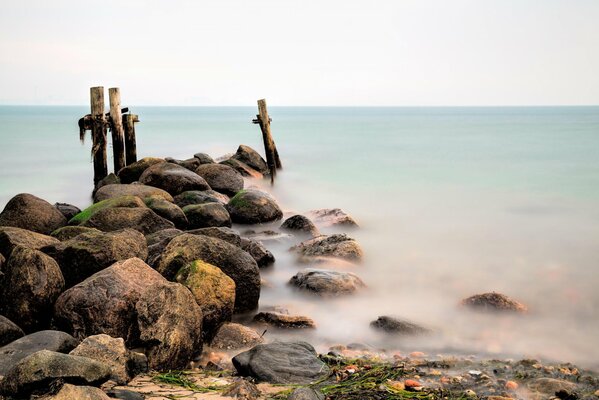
[53,258,164,342]
[135,281,203,370]
[220,158,263,179]
[289,269,365,296]
[461,292,528,313]
[232,341,329,384]
[183,203,232,229]
[139,162,211,195]
[0,226,59,259]
[0,330,79,376]
[157,234,260,312]
[253,312,316,329]
[69,334,134,385]
[47,229,147,287]
[54,203,81,221]
[0,193,67,235]
[227,190,283,224]
[0,315,24,347]
[292,234,363,262]
[528,378,577,394]
[231,145,269,174]
[145,229,183,268]
[240,238,275,267]
[288,387,325,400]
[166,157,201,171]
[117,157,164,184]
[370,316,431,335]
[242,229,293,244]
[70,195,147,225]
[39,383,111,400]
[105,388,145,400]
[175,260,235,341]
[195,163,244,197]
[145,228,183,246]
[51,226,101,241]
[143,195,188,229]
[0,252,3,270]
[280,215,319,237]
[95,172,121,192]
[194,152,215,164]
[94,183,173,203]
[0,350,111,397]
[210,323,264,351]
[307,208,358,228]
[0,246,65,332]
[174,190,230,208]
[82,207,175,235]
[222,379,261,399]
[187,226,242,247]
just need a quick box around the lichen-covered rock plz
[210,322,264,351]
[280,215,319,237]
[195,163,244,196]
[227,190,283,224]
[51,226,101,241]
[174,190,230,208]
[139,162,210,195]
[0,226,59,258]
[291,234,363,262]
[70,195,147,225]
[47,229,147,287]
[220,158,263,179]
[117,157,164,184]
[0,315,24,347]
[143,196,188,229]
[187,226,241,247]
[253,312,316,329]
[0,193,67,235]
[136,281,203,370]
[289,269,365,296]
[370,316,431,335]
[193,152,215,164]
[54,203,81,221]
[240,238,275,267]
[231,145,269,174]
[460,292,528,313]
[93,183,173,203]
[183,203,231,229]
[175,260,235,340]
[82,207,175,235]
[157,234,260,312]
[0,350,111,397]
[0,246,65,332]
[39,383,111,400]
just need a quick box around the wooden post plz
[108,88,126,173]
[254,99,282,183]
[90,86,107,185]
[123,113,139,165]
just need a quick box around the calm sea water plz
[1,106,598,366]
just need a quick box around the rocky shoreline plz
[0,144,597,399]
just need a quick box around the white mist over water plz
[1,106,598,367]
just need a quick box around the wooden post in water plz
[253,99,282,183]
[123,113,139,165]
[108,88,126,173]
[90,86,108,185]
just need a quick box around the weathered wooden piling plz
[123,113,139,165]
[253,99,282,183]
[108,88,126,173]
[90,86,108,185]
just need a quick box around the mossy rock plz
[182,203,231,229]
[226,190,283,224]
[143,196,188,229]
[69,195,146,225]
[51,226,101,241]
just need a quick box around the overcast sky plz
[1,0,598,106]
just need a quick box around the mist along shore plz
[0,144,597,400]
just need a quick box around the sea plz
[1,106,598,367]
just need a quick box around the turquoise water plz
[1,106,599,366]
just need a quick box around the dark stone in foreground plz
[0,315,24,347]
[227,190,283,224]
[0,350,111,397]
[461,292,528,313]
[0,193,67,235]
[289,269,365,296]
[232,341,329,384]
[370,316,431,335]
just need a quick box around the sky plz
[0,0,598,106]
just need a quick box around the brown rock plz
[93,183,173,203]
[50,226,101,241]
[291,234,363,262]
[240,238,275,267]
[0,315,24,347]
[220,158,263,179]
[183,203,232,229]
[253,312,316,329]
[69,334,132,385]
[139,162,210,195]
[461,292,527,313]
[289,269,365,296]
[82,207,175,235]
[117,157,164,184]
[195,163,244,196]
[69,195,147,225]
[0,193,67,235]
[174,190,230,208]
[280,215,320,237]
[0,227,59,258]
[307,208,358,228]
[227,190,283,224]
[210,322,264,351]
[143,196,188,229]
[231,145,269,174]
[39,383,111,400]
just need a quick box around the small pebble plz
[505,381,518,390]
[410,351,426,358]
[405,379,421,388]
[465,389,477,398]
[469,370,482,376]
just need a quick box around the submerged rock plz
[183,203,232,229]
[209,322,264,351]
[174,190,230,208]
[240,237,275,267]
[220,158,263,179]
[93,183,173,203]
[53,202,81,221]
[307,208,358,228]
[232,341,329,384]
[461,292,527,313]
[0,193,67,235]
[289,269,365,296]
[143,195,188,229]
[117,157,164,184]
[195,163,244,196]
[227,190,283,224]
[50,226,101,241]
[291,234,363,262]
[139,162,211,195]
[281,214,320,237]
[0,226,59,259]
[253,312,316,329]
[231,145,269,175]
[82,207,175,235]
[370,316,431,335]
[0,315,24,347]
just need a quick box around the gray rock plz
[0,330,79,376]
[195,163,244,196]
[253,312,316,329]
[227,190,283,224]
[145,228,183,246]
[69,334,133,385]
[280,215,319,237]
[0,315,24,347]
[174,190,230,208]
[222,379,261,399]
[0,350,111,397]
[139,162,211,195]
[291,234,363,262]
[94,172,121,192]
[53,203,81,221]
[0,193,67,235]
[187,226,241,247]
[0,227,60,258]
[143,196,188,229]
[193,152,215,164]
[220,158,263,179]
[105,388,145,400]
[82,207,175,235]
[370,316,431,335]
[165,157,201,171]
[288,387,325,400]
[94,183,173,203]
[232,341,329,384]
[528,377,577,394]
[51,226,101,241]
[289,269,365,296]
[39,383,111,399]
[231,145,269,174]
[306,208,358,228]
[183,203,232,229]
[116,157,164,184]
[210,323,264,351]
[240,238,275,267]
[461,292,528,313]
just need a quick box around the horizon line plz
[1,104,598,108]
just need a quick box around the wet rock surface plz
[0,193,67,235]
[240,237,275,267]
[187,226,242,247]
[50,225,101,241]
[70,195,147,225]
[139,161,211,195]
[289,268,365,296]
[220,158,263,179]
[227,189,283,224]
[53,202,81,221]
[231,145,269,175]
[143,195,188,229]
[195,163,244,196]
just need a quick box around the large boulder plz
[0,315,24,347]
[306,208,358,228]
[143,196,188,229]
[289,269,365,296]
[0,330,79,376]
[0,194,67,235]
[226,190,283,224]
[187,226,241,247]
[69,195,146,225]
[280,215,319,237]
[117,157,164,184]
[39,384,111,400]
[157,234,260,312]
[195,163,244,196]
[220,158,263,179]
[183,203,232,229]
[209,323,263,351]
[94,183,173,203]
[145,229,183,268]
[240,238,275,267]
[193,152,215,164]
[139,162,210,195]
[175,260,235,341]
[0,226,59,258]
[82,207,175,235]
[291,234,363,262]
[370,316,431,336]
[232,342,329,384]
[231,145,269,174]
[0,350,111,397]
[47,229,147,287]
[53,203,81,221]
[0,246,65,332]
[460,292,528,313]
[174,190,229,208]
[50,226,101,241]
